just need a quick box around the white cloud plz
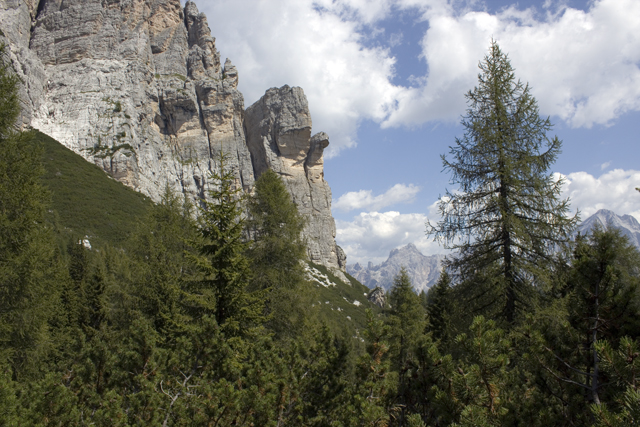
[600,161,611,171]
[336,210,446,264]
[333,183,420,212]
[200,0,402,157]
[384,0,640,128]
[558,169,640,221]
[198,0,640,157]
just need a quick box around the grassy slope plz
[36,130,377,331]
[37,130,152,246]
[308,262,380,335]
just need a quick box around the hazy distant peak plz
[579,209,640,248]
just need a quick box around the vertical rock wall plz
[25,0,254,198]
[245,86,346,270]
[0,0,346,271]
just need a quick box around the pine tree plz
[566,226,639,407]
[428,41,576,323]
[0,42,63,378]
[187,153,263,336]
[247,169,311,338]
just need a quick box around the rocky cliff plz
[348,244,445,293]
[0,0,344,270]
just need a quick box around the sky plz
[191,0,640,265]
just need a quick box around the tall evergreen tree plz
[247,169,311,338]
[563,226,639,407]
[0,42,63,378]
[128,186,196,336]
[425,270,454,345]
[188,153,263,336]
[386,268,427,425]
[428,41,576,323]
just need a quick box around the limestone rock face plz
[21,0,254,200]
[0,0,47,128]
[245,85,344,270]
[348,244,445,292]
[0,0,345,270]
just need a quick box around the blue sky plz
[194,0,640,264]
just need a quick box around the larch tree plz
[428,41,577,323]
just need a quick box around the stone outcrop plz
[348,244,445,292]
[367,287,386,308]
[0,0,345,270]
[245,86,343,270]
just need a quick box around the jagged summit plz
[348,244,445,293]
[0,0,345,270]
[579,209,640,248]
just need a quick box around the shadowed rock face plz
[0,0,345,270]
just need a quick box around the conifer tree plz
[188,153,263,336]
[247,169,311,338]
[386,268,427,425]
[128,186,196,336]
[0,42,62,377]
[425,270,454,345]
[429,41,576,323]
[564,226,639,407]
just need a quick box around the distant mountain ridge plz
[350,209,640,293]
[347,244,445,293]
[578,209,640,248]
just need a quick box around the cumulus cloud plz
[336,211,446,264]
[558,169,640,221]
[198,0,640,156]
[384,0,640,128]
[200,0,402,157]
[333,183,420,212]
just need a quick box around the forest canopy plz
[1,41,640,426]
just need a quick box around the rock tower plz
[0,0,346,270]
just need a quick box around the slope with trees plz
[3,36,640,426]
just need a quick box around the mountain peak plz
[348,245,444,292]
[579,210,640,248]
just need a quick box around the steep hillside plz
[38,130,152,246]
[37,130,375,330]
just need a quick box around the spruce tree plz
[425,271,453,345]
[247,169,311,338]
[386,268,427,425]
[429,41,576,323]
[128,186,196,336]
[188,153,263,336]
[0,42,63,377]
